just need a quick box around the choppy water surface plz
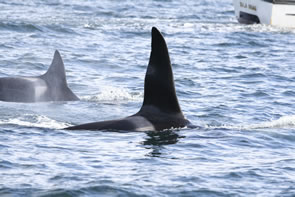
[1,0,295,196]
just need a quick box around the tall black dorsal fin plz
[140,27,182,114]
[42,50,67,87]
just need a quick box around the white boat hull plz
[233,0,295,28]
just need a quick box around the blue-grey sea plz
[1,0,295,196]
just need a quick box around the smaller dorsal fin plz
[42,50,67,87]
[139,27,182,114]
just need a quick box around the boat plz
[233,0,295,28]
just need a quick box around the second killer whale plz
[66,27,192,132]
[0,50,79,103]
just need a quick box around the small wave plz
[282,91,295,97]
[2,185,145,197]
[0,114,71,129]
[81,86,142,103]
[0,160,16,169]
[248,115,295,129]
[242,90,270,98]
[207,115,295,130]
[0,22,42,32]
[44,24,79,35]
[239,73,266,79]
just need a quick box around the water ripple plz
[0,22,42,32]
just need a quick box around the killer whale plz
[66,27,191,131]
[0,50,79,102]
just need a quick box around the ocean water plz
[1,0,295,196]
